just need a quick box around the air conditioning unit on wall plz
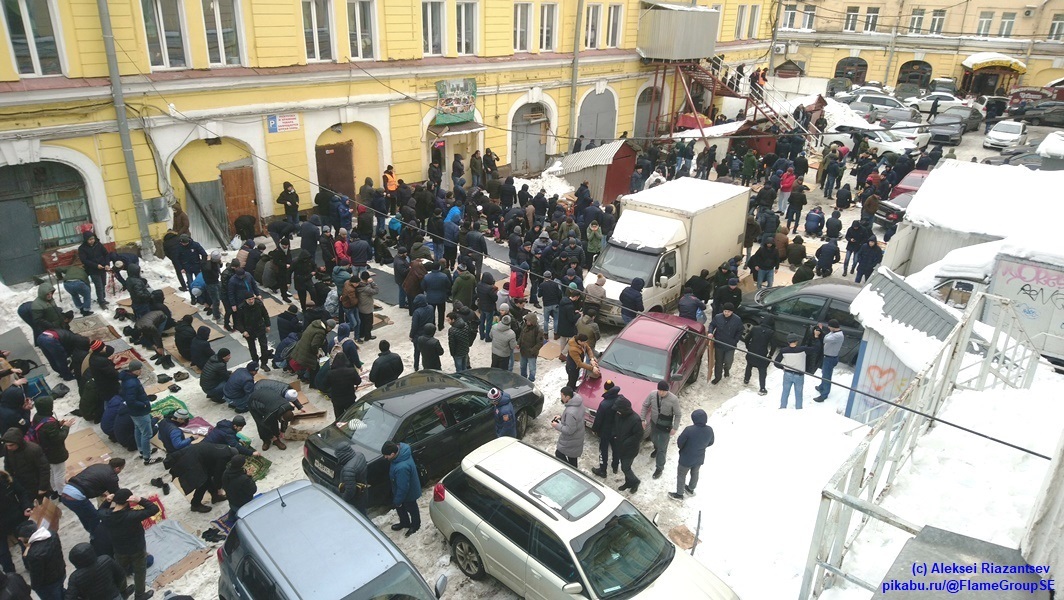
[1023,8,1035,17]
[773,43,786,54]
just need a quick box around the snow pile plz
[769,93,823,117]
[850,283,942,372]
[961,51,1027,71]
[666,120,746,140]
[1000,235,1064,268]
[821,366,1064,599]
[1036,131,1064,159]
[822,98,877,130]
[903,159,1064,238]
[905,239,1004,292]
[512,169,575,197]
[681,392,869,598]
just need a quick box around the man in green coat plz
[31,283,69,331]
[741,151,759,186]
[56,265,94,317]
[290,319,333,385]
[585,221,604,269]
[450,264,476,309]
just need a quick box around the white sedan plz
[890,121,931,149]
[903,92,968,114]
[983,120,1028,150]
[822,125,917,155]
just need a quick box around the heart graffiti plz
[866,365,896,393]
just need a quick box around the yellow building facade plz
[0,0,779,283]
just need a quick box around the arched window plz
[834,57,868,85]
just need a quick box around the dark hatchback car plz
[736,279,865,364]
[981,151,1043,170]
[302,369,544,507]
[875,192,914,228]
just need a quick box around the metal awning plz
[641,0,716,12]
[961,52,1027,73]
[428,121,486,138]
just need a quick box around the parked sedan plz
[874,192,914,228]
[983,120,1028,150]
[822,125,917,155]
[577,314,706,427]
[879,107,922,129]
[1021,102,1064,127]
[981,152,1043,170]
[940,106,983,132]
[736,279,865,364]
[889,121,930,149]
[302,369,545,507]
[848,102,875,122]
[999,137,1043,156]
[904,92,966,114]
[927,114,966,145]
[1010,100,1064,118]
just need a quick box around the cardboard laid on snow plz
[153,548,214,589]
[260,296,292,318]
[162,337,199,373]
[65,429,114,479]
[538,340,562,360]
[118,286,200,319]
[190,317,225,341]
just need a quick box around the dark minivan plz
[219,480,447,600]
[736,279,865,364]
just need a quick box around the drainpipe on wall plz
[97,0,154,259]
[884,0,903,84]
[568,0,586,149]
[768,0,783,73]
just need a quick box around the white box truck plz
[919,239,1064,365]
[592,178,749,326]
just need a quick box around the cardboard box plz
[29,498,61,532]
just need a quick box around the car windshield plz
[932,115,962,125]
[993,122,1023,134]
[874,130,902,142]
[337,402,400,451]
[593,245,657,285]
[760,280,809,304]
[571,502,675,599]
[344,563,435,600]
[943,107,969,116]
[598,339,668,381]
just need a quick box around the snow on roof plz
[556,141,628,175]
[999,235,1064,268]
[641,0,716,11]
[961,52,1027,72]
[908,240,1005,291]
[664,120,746,140]
[769,93,823,116]
[611,210,686,249]
[851,268,951,372]
[903,159,1064,238]
[822,98,877,130]
[1037,131,1064,159]
[511,169,575,198]
[622,177,747,216]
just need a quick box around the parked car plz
[928,77,957,94]
[834,85,892,103]
[1009,99,1064,118]
[972,95,1009,118]
[1020,101,1064,127]
[429,437,741,600]
[735,279,865,364]
[890,169,930,198]
[875,192,914,228]
[302,369,544,507]
[878,107,922,129]
[983,120,1029,150]
[981,152,1043,170]
[852,94,907,120]
[999,136,1043,156]
[893,83,922,102]
[904,92,967,114]
[577,314,706,427]
[219,480,447,600]
[822,125,917,155]
[927,114,966,145]
[848,102,875,122]
[889,121,930,148]
[940,106,983,132]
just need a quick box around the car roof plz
[461,438,622,538]
[237,481,413,599]
[365,370,471,416]
[769,278,864,303]
[899,170,930,184]
[619,314,699,347]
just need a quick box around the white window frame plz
[711,4,723,38]
[539,3,557,51]
[844,7,859,32]
[747,4,760,39]
[864,8,879,32]
[976,11,993,36]
[422,0,444,56]
[929,9,945,34]
[302,0,333,62]
[455,1,476,55]
[734,5,747,39]
[585,3,602,49]
[1051,14,1064,41]
[142,0,188,70]
[513,2,531,52]
[2,0,65,76]
[203,0,244,66]
[802,5,815,29]
[909,8,924,33]
[782,4,797,29]
[999,12,1015,37]
[347,0,376,59]
[606,4,623,48]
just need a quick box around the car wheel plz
[686,355,701,385]
[451,535,486,580]
[910,105,920,112]
[515,409,530,439]
[1030,118,1041,126]
[741,320,755,337]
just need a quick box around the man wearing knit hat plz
[223,361,258,413]
[158,408,193,454]
[712,277,742,316]
[99,488,159,600]
[591,380,624,478]
[640,380,680,479]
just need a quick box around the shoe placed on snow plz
[190,503,212,513]
[173,371,189,381]
[260,363,271,373]
[759,389,768,396]
[159,356,175,369]
[391,524,407,531]
[813,395,827,402]
[652,468,663,479]
[178,286,188,292]
[711,377,721,385]
[668,492,684,500]
[618,483,630,491]
[629,483,639,493]
[274,439,287,450]
[157,374,172,383]
[743,379,750,385]
[685,485,696,495]
[144,457,162,466]
[405,527,420,537]
[150,477,165,489]
[591,467,607,478]
[612,464,619,474]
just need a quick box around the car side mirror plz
[562,582,584,595]
[658,275,668,288]
[435,575,448,598]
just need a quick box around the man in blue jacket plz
[202,415,259,456]
[158,409,194,453]
[382,441,421,536]
[421,261,451,329]
[177,234,208,294]
[490,387,516,438]
[120,361,161,466]
[223,362,258,412]
[669,409,714,500]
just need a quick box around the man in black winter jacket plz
[99,489,159,600]
[62,458,125,534]
[335,443,369,515]
[77,231,110,309]
[416,324,444,370]
[369,340,404,388]
[677,288,706,322]
[591,381,623,478]
[66,542,126,600]
[712,278,742,316]
[16,521,64,600]
[708,303,744,384]
[236,295,272,370]
[199,348,232,402]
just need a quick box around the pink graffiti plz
[1001,264,1064,289]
